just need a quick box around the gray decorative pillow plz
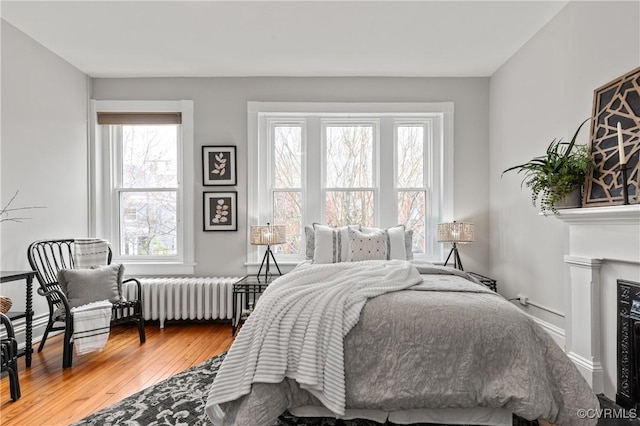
[57,264,124,309]
[304,225,315,260]
[405,229,414,260]
[348,228,388,262]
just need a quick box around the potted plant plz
[502,119,593,215]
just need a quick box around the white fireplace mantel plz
[554,204,640,394]
[554,204,640,225]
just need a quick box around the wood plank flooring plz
[0,321,234,426]
[4,322,639,426]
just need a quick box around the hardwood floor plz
[0,321,234,426]
[5,322,637,426]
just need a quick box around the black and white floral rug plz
[72,352,536,426]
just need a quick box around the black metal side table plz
[467,272,497,292]
[0,271,36,367]
[232,275,274,336]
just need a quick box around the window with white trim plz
[248,102,453,266]
[91,100,195,275]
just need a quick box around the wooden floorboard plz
[0,321,234,426]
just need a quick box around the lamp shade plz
[250,223,287,245]
[437,222,475,243]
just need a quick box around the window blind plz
[97,112,182,125]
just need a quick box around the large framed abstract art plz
[584,67,640,206]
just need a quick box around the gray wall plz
[92,77,491,277]
[489,1,640,398]
[1,21,89,338]
[1,19,490,344]
[490,0,639,324]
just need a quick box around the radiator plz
[122,277,241,328]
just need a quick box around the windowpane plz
[398,191,425,254]
[397,126,424,188]
[325,191,374,227]
[273,126,302,188]
[273,191,302,254]
[325,125,373,188]
[120,191,177,256]
[122,125,178,188]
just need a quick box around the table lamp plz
[250,223,286,281]
[437,221,475,270]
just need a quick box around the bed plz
[205,260,599,426]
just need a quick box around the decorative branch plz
[0,191,46,223]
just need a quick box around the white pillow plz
[348,228,388,262]
[362,225,412,260]
[312,224,361,264]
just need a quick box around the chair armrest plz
[123,277,142,301]
[37,287,71,313]
[0,313,15,338]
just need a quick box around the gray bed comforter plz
[210,263,599,426]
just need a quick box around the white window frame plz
[267,119,307,253]
[394,119,434,257]
[247,102,454,271]
[322,119,379,226]
[90,100,195,275]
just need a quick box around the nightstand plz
[232,275,275,336]
[467,272,497,292]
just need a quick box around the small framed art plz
[203,191,237,231]
[203,146,237,186]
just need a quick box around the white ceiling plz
[0,1,568,78]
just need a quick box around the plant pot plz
[554,188,582,209]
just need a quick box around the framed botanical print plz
[203,146,237,186]
[203,191,237,231]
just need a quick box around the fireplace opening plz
[617,279,640,409]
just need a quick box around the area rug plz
[72,352,536,426]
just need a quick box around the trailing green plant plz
[502,119,593,215]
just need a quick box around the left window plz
[91,100,195,275]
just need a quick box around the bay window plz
[248,102,453,267]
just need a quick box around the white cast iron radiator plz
[122,277,241,328]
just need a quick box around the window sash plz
[111,126,182,261]
[117,190,178,257]
[268,120,306,253]
[322,121,377,190]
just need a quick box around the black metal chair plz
[1,312,21,401]
[27,239,145,369]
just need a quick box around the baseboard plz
[526,313,566,349]
[524,313,606,393]
[567,351,604,394]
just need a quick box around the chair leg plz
[38,320,55,352]
[135,302,146,343]
[62,329,73,369]
[138,318,146,343]
[8,363,20,401]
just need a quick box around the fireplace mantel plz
[554,204,640,225]
[553,204,640,394]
